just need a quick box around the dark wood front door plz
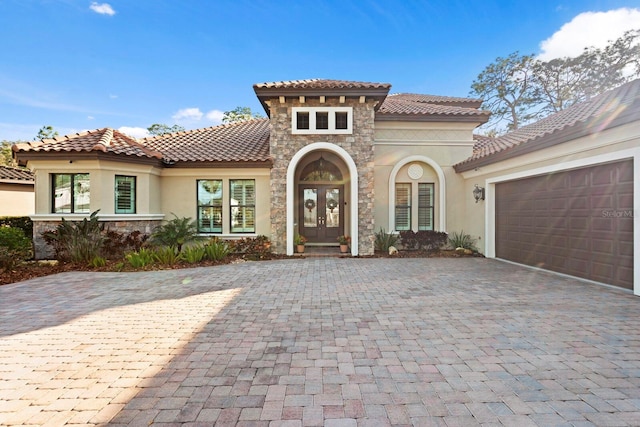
[299,184,344,244]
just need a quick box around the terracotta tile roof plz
[388,93,483,108]
[377,94,490,122]
[0,165,34,183]
[13,128,163,161]
[254,79,391,91]
[455,78,640,171]
[472,134,495,154]
[141,118,271,164]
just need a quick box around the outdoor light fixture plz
[473,184,485,203]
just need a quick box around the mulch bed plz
[0,250,481,286]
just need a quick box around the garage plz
[495,159,634,289]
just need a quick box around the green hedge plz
[0,216,33,239]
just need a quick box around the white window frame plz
[292,107,353,135]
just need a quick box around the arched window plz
[300,156,343,182]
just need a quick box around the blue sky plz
[1,0,639,141]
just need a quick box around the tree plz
[147,123,185,136]
[470,52,539,132]
[532,30,640,116]
[472,29,640,133]
[222,106,263,124]
[0,141,15,166]
[35,125,58,141]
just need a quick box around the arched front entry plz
[286,143,359,255]
[298,153,346,243]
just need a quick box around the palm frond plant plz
[150,214,199,253]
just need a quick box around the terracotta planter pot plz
[296,244,305,253]
[340,244,349,253]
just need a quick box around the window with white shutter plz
[395,183,411,231]
[418,183,434,230]
[115,175,136,214]
[230,179,255,233]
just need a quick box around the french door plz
[299,184,344,243]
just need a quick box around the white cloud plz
[87,116,95,120]
[118,126,150,139]
[90,2,116,16]
[538,8,640,60]
[172,107,204,122]
[205,109,224,124]
[109,94,118,99]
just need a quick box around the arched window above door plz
[300,155,343,182]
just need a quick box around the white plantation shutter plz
[395,183,411,231]
[230,180,256,233]
[115,176,135,214]
[418,183,434,230]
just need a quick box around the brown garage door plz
[496,159,634,289]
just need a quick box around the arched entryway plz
[297,153,346,244]
[286,143,359,255]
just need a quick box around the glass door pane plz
[303,188,318,228]
[325,188,340,228]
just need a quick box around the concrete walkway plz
[0,258,639,426]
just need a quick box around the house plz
[0,165,35,217]
[12,78,640,295]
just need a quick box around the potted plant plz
[294,234,307,253]
[337,235,350,253]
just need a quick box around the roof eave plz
[375,113,490,124]
[0,178,34,185]
[254,86,391,116]
[454,101,640,173]
[163,160,273,168]
[13,151,164,168]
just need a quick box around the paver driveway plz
[1,257,639,426]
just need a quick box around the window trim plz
[291,107,353,134]
[394,183,412,231]
[229,179,256,233]
[417,183,435,231]
[115,175,136,214]
[51,173,90,214]
[197,179,223,234]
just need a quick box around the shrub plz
[374,228,398,252]
[150,214,199,253]
[153,246,181,266]
[399,230,448,252]
[42,210,104,263]
[89,256,107,268]
[182,245,206,264]
[103,230,148,259]
[229,235,272,260]
[0,216,33,239]
[126,248,155,268]
[448,231,478,251]
[0,226,32,270]
[204,238,230,261]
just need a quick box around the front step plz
[294,246,350,257]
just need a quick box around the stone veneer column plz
[268,98,377,255]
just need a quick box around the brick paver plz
[1,258,639,426]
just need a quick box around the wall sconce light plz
[473,184,485,203]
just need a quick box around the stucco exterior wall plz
[373,121,478,236]
[159,167,272,236]
[0,183,35,217]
